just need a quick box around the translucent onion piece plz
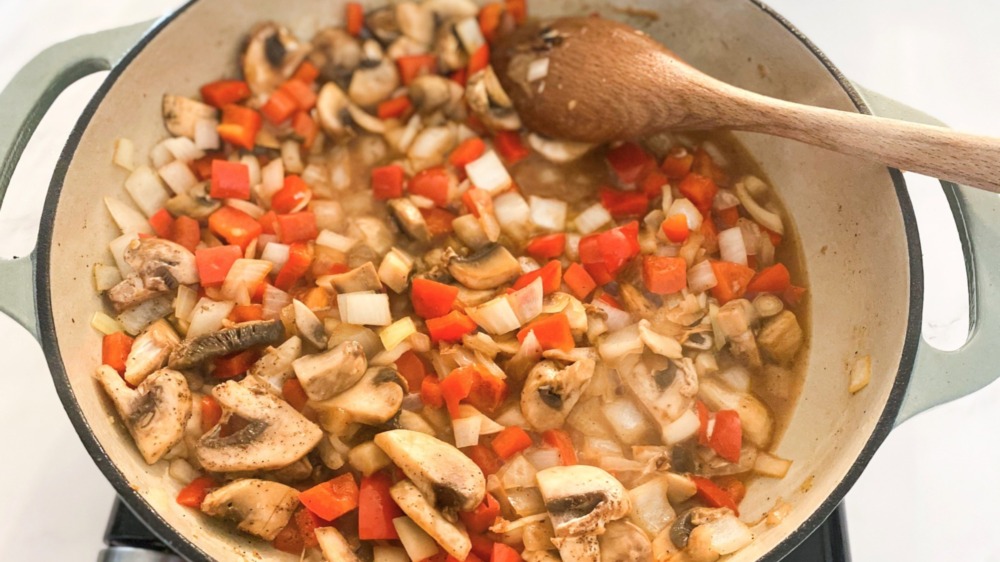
[466,151,512,194]
[718,227,748,266]
[174,285,199,322]
[735,179,784,235]
[666,197,703,230]
[221,259,272,301]
[467,295,522,335]
[260,242,290,271]
[528,195,567,232]
[93,263,123,293]
[123,166,169,217]
[112,138,135,171]
[262,285,292,320]
[754,451,793,478]
[186,298,235,338]
[380,316,418,352]
[91,311,123,335]
[104,197,153,235]
[338,292,392,326]
[393,517,439,562]
[157,160,199,195]
[452,414,481,448]
[317,229,357,253]
[573,203,612,235]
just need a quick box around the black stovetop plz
[101,498,850,561]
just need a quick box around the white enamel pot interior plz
[18,0,943,560]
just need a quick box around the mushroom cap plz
[200,478,299,541]
[535,464,630,538]
[124,237,198,290]
[390,479,472,560]
[521,359,595,432]
[598,520,653,561]
[375,429,486,512]
[196,376,323,472]
[447,243,522,290]
[314,366,407,425]
[96,366,191,464]
[168,319,285,370]
[123,319,179,386]
[242,22,310,96]
[291,340,368,401]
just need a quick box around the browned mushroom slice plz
[123,319,180,386]
[124,238,198,291]
[390,479,472,560]
[536,465,630,538]
[716,299,762,369]
[349,41,400,107]
[447,243,521,289]
[599,521,652,562]
[242,22,310,96]
[308,27,362,84]
[375,429,486,512]
[291,341,368,401]
[521,359,595,432]
[366,6,401,43]
[314,367,407,425]
[200,479,299,541]
[329,262,384,293]
[196,376,323,472]
[756,310,804,364]
[388,198,432,243]
[168,319,284,370]
[164,181,220,220]
[96,366,191,464]
[161,95,216,138]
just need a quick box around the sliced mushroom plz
[466,67,522,131]
[308,27,362,85]
[316,527,362,562]
[242,22,310,96]
[267,456,313,483]
[107,275,162,312]
[536,465,630,537]
[388,198,432,243]
[124,319,180,386]
[314,366,407,425]
[595,522,650,562]
[620,357,700,435]
[349,42,400,107]
[423,0,479,19]
[196,376,323,471]
[161,95,216,139]
[698,378,774,448]
[200,479,299,541]
[327,323,383,359]
[164,181,221,220]
[387,35,430,60]
[409,126,459,171]
[433,19,468,73]
[125,237,198,292]
[452,213,490,250]
[409,75,466,119]
[347,103,388,134]
[756,310,803,364]
[374,429,486,512]
[291,340,368,401]
[528,134,596,164]
[638,319,683,359]
[328,262,383,293]
[396,1,435,45]
[365,6,401,44]
[716,300,762,369]
[672,507,753,562]
[96,366,191,464]
[317,82,353,138]
[521,359,595,432]
[293,299,327,349]
[168,319,285,370]
[249,336,303,394]
[552,535,600,562]
[447,243,521,289]
[390,479,472,560]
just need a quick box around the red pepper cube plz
[208,206,262,250]
[371,165,406,200]
[210,160,251,200]
[195,245,243,287]
[276,212,318,244]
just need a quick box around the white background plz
[0,0,997,560]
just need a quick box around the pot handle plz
[854,84,1000,426]
[0,20,153,339]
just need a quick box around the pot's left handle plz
[0,20,154,339]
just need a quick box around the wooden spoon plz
[492,17,1000,192]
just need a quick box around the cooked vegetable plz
[200,479,298,541]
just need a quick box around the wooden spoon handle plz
[727,89,1000,192]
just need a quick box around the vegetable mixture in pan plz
[93,1,808,560]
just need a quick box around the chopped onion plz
[225,198,264,219]
[393,517,439,562]
[380,316,417,352]
[163,136,204,162]
[260,158,284,198]
[187,298,235,338]
[458,405,505,435]
[509,277,543,325]
[735,179,784,234]
[638,320,683,359]
[168,458,200,485]
[492,191,531,240]
[301,164,327,191]
[452,414,482,448]
[709,303,727,351]
[666,197,703,230]
[737,218,761,256]
[702,512,754,555]
[564,233,581,260]
[524,447,561,471]
[109,233,139,276]
[93,263,122,293]
[311,200,345,232]
[592,299,632,332]
[454,16,485,54]
[112,138,135,171]
[718,227,748,265]
[221,259,272,301]
[316,229,357,253]
[378,248,414,294]
[104,197,153,235]
[518,256,540,273]
[149,140,173,168]
[262,284,292,320]
[371,341,413,367]
[397,114,423,153]
[408,331,431,353]
[628,477,675,536]
[174,285,199,322]
[713,189,740,211]
[526,57,550,82]
[754,451,793,478]
[157,160,199,195]
[281,139,304,173]
[500,454,537,489]
[338,292,392,326]
[91,311,123,335]
[662,409,700,445]
[529,195,567,232]
[466,150,512,194]
[195,118,220,150]
[718,365,751,393]
[117,295,173,335]
[687,260,718,293]
[467,295,521,335]
[601,397,649,445]
[849,355,871,394]
[573,203,611,234]
[506,487,546,517]
[123,166,169,218]
[373,546,409,562]
[260,242,290,271]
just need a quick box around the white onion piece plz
[380,316,417,352]
[573,203,612,234]
[301,164,327,192]
[687,260,718,293]
[104,197,153,235]
[260,158,284,197]
[754,451,793,478]
[735,179,784,235]
[379,248,415,294]
[123,166,169,217]
[466,150,512,194]
[260,242,290,271]
[592,299,632,332]
[221,259,272,301]
[174,285,199,322]
[149,141,173,168]
[500,455,537,489]
[458,405,505,435]
[373,546,409,562]
[467,295,521,335]
[109,233,139,276]
[93,263,122,292]
[601,397,649,444]
[564,233,581,260]
[713,189,740,211]
[494,405,528,428]
[509,277,543,325]
[492,191,531,240]
[281,139,304,173]
[225,198,264,219]
[91,311,123,335]
[524,447,561,471]
[528,195,567,232]
[662,409,700,445]
[454,16,485,54]
[393,517,440,562]
[157,160,199,195]
[718,227,748,265]
[338,292,392,326]
[168,458,200,485]
[316,229,357,253]
[262,284,292,320]
[186,298,235,338]
[666,198,703,230]
[717,365,752,393]
[163,136,204,162]
[518,256,540,273]
[452,415,482,448]
[112,138,135,171]
[702,513,754,555]
[397,114,423,153]
[194,118,220,150]
[371,341,413,367]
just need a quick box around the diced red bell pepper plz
[464,444,502,476]
[709,410,743,463]
[292,60,320,84]
[709,260,756,304]
[460,493,501,534]
[274,242,313,291]
[213,349,260,379]
[678,173,719,214]
[208,207,262,250]
[280,79,317,111]
[395,350,428,391]
[218,104,261,150]
[358,472,403,540]
[578,221,640,284]
[102,332,133,375]
[396,54,438,85]
[450,68,468,87]
[345,2,364,36]
[148,208,174,239]
[210,160,251,200]
[491,426,533,459]
[511,260,562,295]
[661,146,694,179]
[524,233,566,261]
[276,212,318,244]
[696,400,710,446]
[176,476,216,508]
[420,207,457,236]
[692,475,740,515]
[505,0,527,24]
[171,215,201,252]
[441,366,478,418]
[492,542,524,562]
[282,378,309,411]
[420,375,445,409]
[693,147,728,186]
[746,263,791,294]
[783,285,807,307]
[261,88,298,124]
[541,429,577,465]
[478,2,504,43]
[411,278,459,319]
[292,111,319,150]
[717,476,747,506]
[600,186,649,218]
[466,370,508,415]
[462,188,493,218]
[426,310,477,343]
[293,508,322,549]
[449,137,487,169]
[258,210,278,235]
[607,142,656,185]
[200,79,250,108]
[409,167,452,207]
[371,164,406,200]
[642,255,688,295]
[718,206,740,228]
[661,213,690,243]
[195,245,243,287]
[272,175,312,214]
[271,521,305,555]
[493,130,530,165]
[377,95,412,120]
[516,313,574,351]
[299,473,359,522]
[563,262,597,300]
[200,396,222,433]
[640,169,669,199]
[468,43,490,75]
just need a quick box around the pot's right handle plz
[855,85,1000,426]
[0,20,153,339]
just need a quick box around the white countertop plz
[1,1,997,560]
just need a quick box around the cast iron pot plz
[1,0,997,560]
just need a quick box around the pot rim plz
[35,1,923,560]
